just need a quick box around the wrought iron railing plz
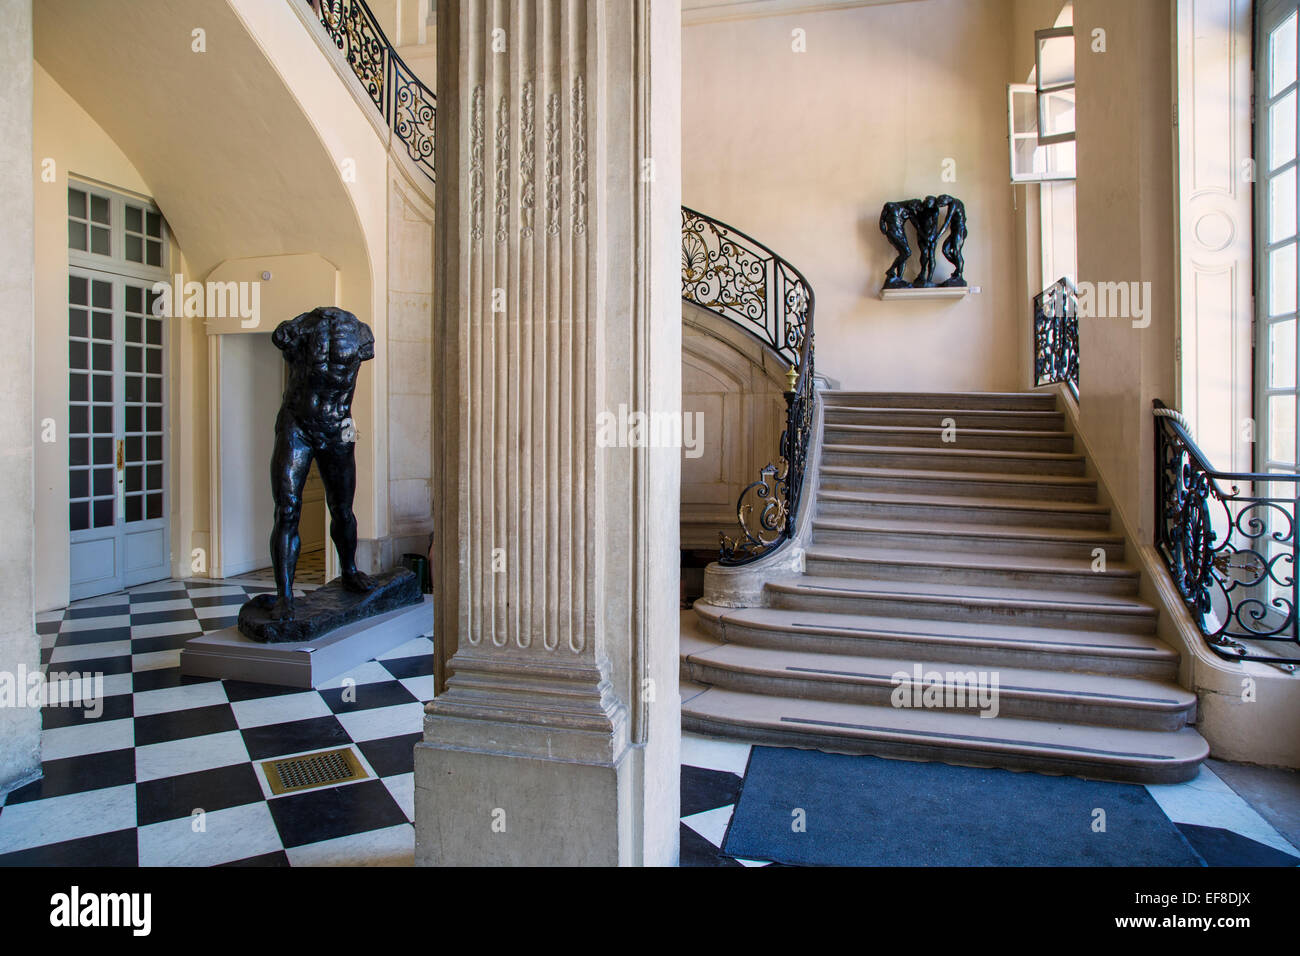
[1154,400,1300,666]
[681,207,816,565]
[1034,276,1078,397]
[305,0,435,183]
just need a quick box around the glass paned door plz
[1259,1,1300,474]
[68,269,169,600]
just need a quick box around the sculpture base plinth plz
[180,594,433,688]
[237,568,421,643]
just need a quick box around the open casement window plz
[1008,83,1076,182]
[1035,26,1076,146]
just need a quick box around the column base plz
[414,741,633,866]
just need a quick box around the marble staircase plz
[683,391,1209,784]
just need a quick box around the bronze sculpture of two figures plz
[879,195,967,290]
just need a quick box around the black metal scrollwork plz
[680,208,816,565]
[307,0,436,184]
[1154,400,1300,665]
[1034,277,1078,397]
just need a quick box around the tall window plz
[1259,0,1300,473]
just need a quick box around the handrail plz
[680,207,816,565]
[304,0,436,183]
[1153,399,1300,665]
[1034,276,1078,397]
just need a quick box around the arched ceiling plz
[34,0,369,280]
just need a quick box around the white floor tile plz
[41,717,134,761]
[285,823,415,867]
[681,803,734,849]
[681,733,751,776]
[398,674,435,703]
[0,785,136,854]
[129,620,201,640]
[230,691,332,729]
[195,604,242,620]
[383,772,415,821]
[315,660,396,690]
[133,680,230,718]
[1147,765,1299,857]
[132,650,181,672]
[57,615,130,633]
[130,599,195,614]
[335,702,425,742]
[50,641,130,665]
[134,729,250,783]
[376,636,434,661]
[137,801,283,866]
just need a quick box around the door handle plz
[116,439,125,471]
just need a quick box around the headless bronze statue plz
[268,306,376,621]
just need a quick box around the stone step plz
[681,627,1196,731]
[821,443,1086,477]
[825,390,1059,412]
[819,465,1098,503]
[825,391,1061,412]
[823,423,1075,454]
[816,489,1113,529]
[766,575,1158,633]
[691,602,1178,678]
[812,516,1125,560]
[802,544,1140,595]
[679,684,1209,784]
[823,404,1067,432]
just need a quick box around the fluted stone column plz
[415,0,681,866]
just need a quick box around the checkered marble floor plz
[3,579,1297,866]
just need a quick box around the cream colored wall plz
[1072,0,1176,542]
[0,0,39,793]
[682,0,1020,393]
[31,64,156,611]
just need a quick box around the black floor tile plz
[1177,823,1300,867]
[240,715,352,761]
[4,749,136,804]
[133,703,238,747]
[41,693,133,730]
[136,763,264,826]
[681,765,743,817]
[379,654,433,680]
[131,667,217,694]
[217,850,290,867]
[222,679,307,703]
[131,631,203,655]
[53,626,132,647]
[0,828,138,867]
[679,822,743,867]
[319,680,417,714]
[267,779,408,848]
[49,653,134,677]
[357,733,422,778]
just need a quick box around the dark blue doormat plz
[722,747,1205,867]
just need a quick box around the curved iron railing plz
[1034,276,1078,397]
[305,0,436,183]
[1154,399,1300,666]
[681,207,816,565]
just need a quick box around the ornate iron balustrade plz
[680,208,816,565]
[1154,400,1300,666]
[1034,276,1078,397]
[306,0,436,182]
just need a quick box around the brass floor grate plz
[263,747,368,796]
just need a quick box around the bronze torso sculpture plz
[268,306,376,621]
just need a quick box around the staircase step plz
[682,628,1196,731]
[824,404,1066,431]
[826,391,1059,412]
[692,602,1178,678]
[821,443,1086,476]
[823,423,1074,453]
[812,516,1125,560]
[766,575,1157,633]
[817,489,1113,529]
[680,686,1208,784]
[820,465,1098,502]
[803,544,1139,595]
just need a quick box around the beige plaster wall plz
[682,0,1020,393]
[0,0,39,793]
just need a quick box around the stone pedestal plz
[415,0,682,866]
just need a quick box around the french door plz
[1258,0,1300,474]
[67,268,169,599]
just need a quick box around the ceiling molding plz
[683,0,922,27]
